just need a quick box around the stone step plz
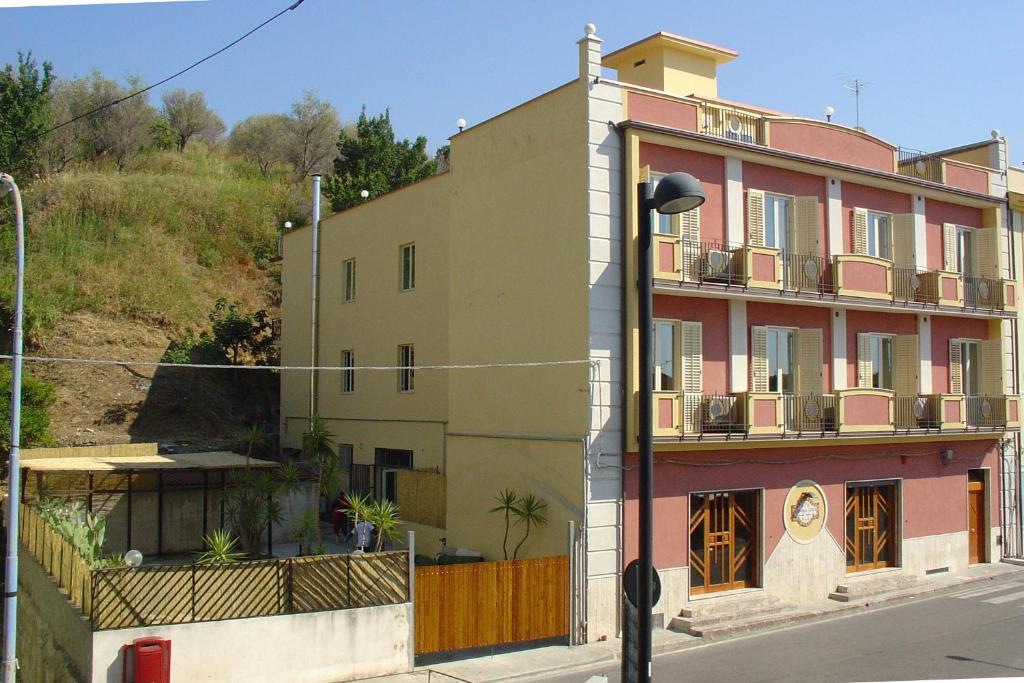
[678,592,783,619]
[830,572,918,602]
[684,608,815,640]
[669,601,793,632]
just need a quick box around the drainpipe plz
[308,173,322,419]
[1,172,25,682]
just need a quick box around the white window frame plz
[343,258,356,302]
[764,193,793,252]
[341,349,355,394]
[954,225,975,276]
[865,333,894,390]
[766,326,795,394]
[400,243,416,291]
[650,174,677,236]
[398,343,415,393]
[959,339,980,396]
[866,211,892,260]
[653,320,676,392]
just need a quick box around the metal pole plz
[308,173,322,419]
[406,529,415,671]
[635,180,654,683]
[1,172,26,682]
[567,520,576,646]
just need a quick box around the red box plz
[123,637,171,683]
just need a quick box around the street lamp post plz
[633,172,704,683]
[0,172,26,683]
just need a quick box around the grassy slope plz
[1,145,306,341]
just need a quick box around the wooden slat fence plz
[414,555,569,655]
[18,502,409,631]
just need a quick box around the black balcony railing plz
[783,394,837,434]
[963,276,1003,310]
[892,267,938,305]
[681,394,745,436]
[895,395,941,430]
[967,395,1006,429]
[781,252,834,295]
[897,147,943,183]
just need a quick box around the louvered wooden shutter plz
[794,197,819,256]
[857,333,873,388]
[795,328,823,395]
[893,335,919,395]
[852,208,868,255]
[747,189,765,247]
[681,321,702,393]
[750,326,768,392]
[980,339,1003,395]
[943,223,956,271]
[974,228,998,279]
[640,165,651,183]
[892,214,915,268]
[949,338,963,394]
[679,207,701,282]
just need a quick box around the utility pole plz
[1,172,26,683]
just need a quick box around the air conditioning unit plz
[701,249,733,282]
[702,396,735,431]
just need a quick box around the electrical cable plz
[0,353,594,372]
[28,0,307,142]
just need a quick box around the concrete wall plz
[17,553,92,683]
[91,603,413,683]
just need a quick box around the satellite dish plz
[125,549,143,568]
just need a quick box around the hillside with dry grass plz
[1,145,306,449]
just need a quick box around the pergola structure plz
[19,449,279,557]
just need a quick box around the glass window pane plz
[965,342,979,396]
[880,337,893,389]
[877,216,891,260]
[765,196,777,248]
[777,197,789,253]
[780,330,793,394]
[767,330,779,392]
[654,323,675,391]
[657,212,675,236]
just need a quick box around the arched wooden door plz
[689,490,759,594]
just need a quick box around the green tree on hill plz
[161,88,225,151]
[324,108,435,212]
[0,365,56,452]
[0,52,54,176]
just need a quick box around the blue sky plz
[3,0,1023,166]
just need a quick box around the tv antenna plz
[844,78,869,129]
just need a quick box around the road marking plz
[951,581,1024,599]
[981,589,1024,605]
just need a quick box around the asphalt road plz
[536,573,1024,683]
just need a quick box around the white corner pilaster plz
[913,194,927,271]
[578,26,602,82]
[918,314,932,394]
[725,158,744,246]
[827,177,843,257]
[831,308,846,390]
[728,299,748,392]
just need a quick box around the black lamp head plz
[651,172,705,215]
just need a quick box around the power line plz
[30,0,307,142]
[0,354,594,372]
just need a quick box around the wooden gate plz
[846,482,897,572]
[414,555,568,655]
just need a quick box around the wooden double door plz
[689,490,759,594]
[846,482,897,572]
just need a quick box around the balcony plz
[652,391,1019,441]
[653,240,1016,316]
[698,101,767,146]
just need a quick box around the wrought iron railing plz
[680,240,746,286]
[681,394,745,436]
[781,252,834,295]
[892,267,938,305]
[897,147,943,183]
[963,276,1003,310]
[967,395,1006,429]
[699,102,767,146]
[895,395,941,430]
[782,394,837,434]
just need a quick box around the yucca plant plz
[367,499,400,552]
[196,529,246,564]
[512,493,549,560]
[489,489,519,560]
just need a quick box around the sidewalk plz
[363,561,1024,683]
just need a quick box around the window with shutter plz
[795,328,823,395]
[893,335,919,395]
[747,189,765,247]
[943,223,957,272]
[892,215,915,268]
[949,338,963,395]
[974,228,998,279]
[852,208,868,255]
[653,321,678,392]
[980,339,1003,396]
[679,206,701,281]
[794,197,819,256]
[750,326,768,392]
[681,321,703,393]
[856,333,873,388]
